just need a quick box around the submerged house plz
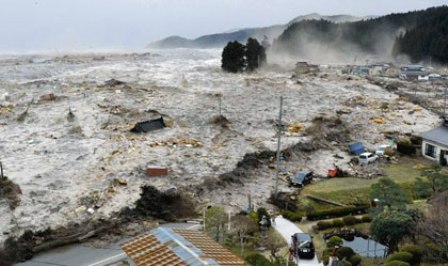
[120,227,245,266]
[400,64,429,80]
[421,121,448,164]
[294,62,319,75]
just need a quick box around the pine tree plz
[246,38,266,72]
[221,41,246,73]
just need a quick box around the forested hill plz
[393,7,448,63]
[272,6,448,64]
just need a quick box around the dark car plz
[287,171,313,187]
[291,233,315,259]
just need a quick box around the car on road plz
[291,233,315,259]
[287,171,313,187]
[358,152,378,165]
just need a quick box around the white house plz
[421,125,448,164]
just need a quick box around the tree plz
[246,38,266,71]
[221,41,246,73]
[417,191,448,262]
[370,178,410,213]
[232,214,258,256]
[260,229,286,259]
[421,164,448,194]
[205,206,228,243]
[370,210,415,253]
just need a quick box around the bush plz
[332,219,345,228]
[361,215,372,223]
[336,247,355,260]
[326,236,343,248]
[349,255,362,266]
[385,261,410,266]
[400,245,423,266]
[282,211,302,222]
[387,252,413,265]
[245,253,271,266]
[317,221,334,230]
[397,139,416,155]
[307,205,369,221]
[342,216,357,225]
[354,217,363,224]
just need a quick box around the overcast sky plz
[1,0,447,53]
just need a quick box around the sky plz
[0,0,447,53]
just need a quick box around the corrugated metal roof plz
[421,125,448,146]
[120,227,246,266]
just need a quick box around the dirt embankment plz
[0,185,196,265]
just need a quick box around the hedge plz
[317,221,334,230]
[400,245,423,266]
[307,205,369,221]
[361,214,372,223]
[282,211,302,222]
[385,261,410,266]
[342,216,357,225]
[333,219,345,228]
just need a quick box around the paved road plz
[16,223,201,266]
[273,216,322,266]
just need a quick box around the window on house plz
[425,143,436,158]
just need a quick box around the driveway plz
[273,216,323,266]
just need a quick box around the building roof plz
[421,125,448,147]
[120,227,246,266]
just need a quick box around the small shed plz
[131,117,166,133]
[348,142,365,155]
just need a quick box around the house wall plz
[421,140,448,163]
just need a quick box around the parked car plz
[291,233,315,259]
[287,171,313,187]
[358,152,378,164]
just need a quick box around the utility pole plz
[219,95,222,117]
[0,161,3,179]
[274,96,284,199]
[444,87,447,118]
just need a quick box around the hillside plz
[147,14,371,49]
[272,6,448,63]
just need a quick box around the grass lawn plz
[300,156,431,210]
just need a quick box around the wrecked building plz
[294,62,319,75]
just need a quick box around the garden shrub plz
[245,253,271,266]
[387,252,413,265]
[349,254,362,266]
[336,247,355,260]
[326,236,343,248]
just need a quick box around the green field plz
[300,157,432,211]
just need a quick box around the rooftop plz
[421,125,448,147]
[120,227,246,266]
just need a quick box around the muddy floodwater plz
[0,49,440,246]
